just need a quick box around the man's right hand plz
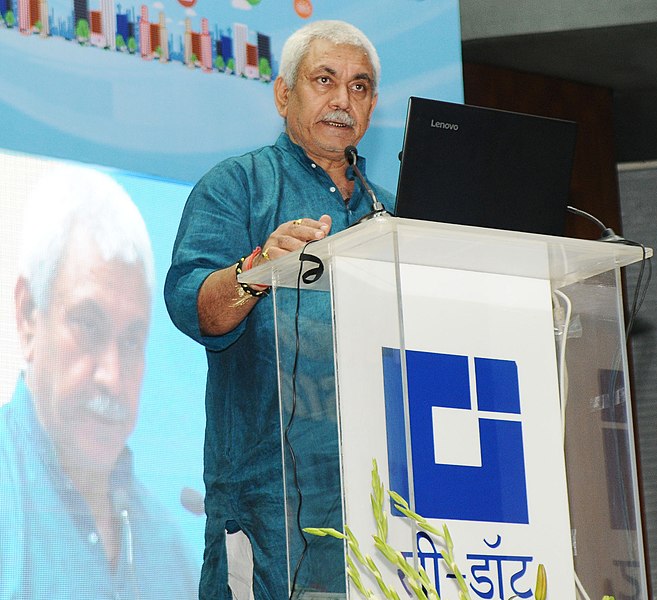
[198,214,332,336]
[256,214,332,266]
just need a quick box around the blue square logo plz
[382,348,528,524]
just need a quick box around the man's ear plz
[15,276,38,363]
[273,76,290,119]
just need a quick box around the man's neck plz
[304,150,356,201]
[325,161,355,201]
[284,131,357,200]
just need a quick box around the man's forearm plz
[197,265,262,336]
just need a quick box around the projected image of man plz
[0,165,198,599]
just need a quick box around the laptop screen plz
[394,97,577,236]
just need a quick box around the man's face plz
[275,38,378,166]
[20,230,150,475]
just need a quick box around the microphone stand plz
[344,145,389,223]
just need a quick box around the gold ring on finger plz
[293,218,303,226]
[262,248,271,261]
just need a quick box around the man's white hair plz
[19,164,155,310]
[278,20,381,93]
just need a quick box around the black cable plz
[566,205,652,339]
[603,240,651,446]
[287,239,320,600]
[623,240,652,341]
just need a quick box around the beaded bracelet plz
[235,248,270,298]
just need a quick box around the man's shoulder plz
[208,136,287,174]
[191,136,292,199]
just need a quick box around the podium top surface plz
[240,214,651,291]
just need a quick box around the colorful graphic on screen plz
[0,0,464,189]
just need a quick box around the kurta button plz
[329,186,336,193]
[311,163,317,168]
[88,531,99,544]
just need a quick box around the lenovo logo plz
[430,119,459,131]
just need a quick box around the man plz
[0,165,198,599]
[164,20,395,599]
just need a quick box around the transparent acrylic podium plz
[240,214,650,600]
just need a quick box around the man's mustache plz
[85,395,130,423]
[321,110,355,128]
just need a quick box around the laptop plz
[394,97,577,236]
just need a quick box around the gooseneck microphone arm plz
[344,145,387,216]
[566,205,625,242]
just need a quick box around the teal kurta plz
[164,133,395,599]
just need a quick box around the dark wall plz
[463,62,622,240]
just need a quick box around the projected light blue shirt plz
[0,376,199,600]
[164,132,395,599]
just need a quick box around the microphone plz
[566,205,626,243]
[180,486,206,516]
[111,487,135,568]
[344,145,388,220]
